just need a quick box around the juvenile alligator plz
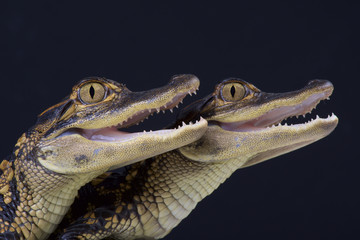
[55,78,338,239]
[0,75,207,239]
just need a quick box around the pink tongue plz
[219,121,263,132]
[82,127,131,142]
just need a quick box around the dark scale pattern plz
[0,129,83,239]
[56,150,237,239]
[0,157,21,237]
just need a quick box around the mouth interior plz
[217,91,334,132]
[59,90,197,142]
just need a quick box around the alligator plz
[54,78,338,239]
[0,75,207,239]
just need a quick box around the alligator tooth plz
[170,109,173,113]
[162,110,166,114]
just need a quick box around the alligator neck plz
[108,151,242,239]
[0,132,102,239]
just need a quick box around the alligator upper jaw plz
[57,84,199,143]
[216,80,338,132]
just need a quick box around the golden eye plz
[79,82,106,104]
[221,83,246,102]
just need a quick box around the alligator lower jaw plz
[217,113,337,132]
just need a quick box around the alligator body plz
[0,75,207,239]
[55,78,338,239]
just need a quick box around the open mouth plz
[217,81,337,132]
[59,88,200,142]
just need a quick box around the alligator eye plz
[221,83,246,102]
[79,82,106,104]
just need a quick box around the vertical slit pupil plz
[89,85,95,99]
[230,85,236,97]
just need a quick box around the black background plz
[1,1,359,239]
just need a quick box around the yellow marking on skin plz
[112,215,119,224]
[86,219,96,225]
[120,218,126,226]
[38,100,69,117]
[14,149,20,157]
[4,196,12,204]
[0,185,9,194]
[105,221,112,229]
[0,160,9,171]
[14,133,27,148]
[115,206,123,214]
[84,233,92,239]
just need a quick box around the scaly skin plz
[56,78,338,240]
[0,75,207,239]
